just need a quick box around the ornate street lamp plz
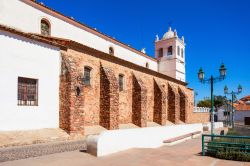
[198,67,205,81]
[238,84,243,93]
[198,63,226,135]
[224,84,242,128]
[194,92,198,107]
[219,63,227,78]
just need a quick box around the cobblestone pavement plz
[0,140,86,162]
[0,128,86,148]
[1,137,249,166]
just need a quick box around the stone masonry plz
[153,80,167,125]
[60,52,85,135]
[58,42,204,135]
[178,87,188,122]
[167,83,180,124]
[132,74,147,127]
[100,65,119,130]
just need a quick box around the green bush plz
[206,139,250,161]
[216,149,250,162]
[227,129,239,136]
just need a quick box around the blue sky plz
[38,0,250,101]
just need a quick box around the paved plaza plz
[1,137,249,166]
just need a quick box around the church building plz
[0,0,204,134]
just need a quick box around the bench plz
[163,131,201,143]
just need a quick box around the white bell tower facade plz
[155,27,186,82]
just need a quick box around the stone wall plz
[59,53,85,135]
[153,80,167,125]
[178,87,187,122]
[167,84,180,123]
[132,74,147,127]
[188,112,210,123]
[100,66,119,130]
[183,89,210,124]
[59,44,206,135]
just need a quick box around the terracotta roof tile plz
[29,33,188,86]
[235,95,250,111]
[0,24,66,49]
[0,24,187,86]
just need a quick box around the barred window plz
[41,19,50,36]
[84,67,91,86]
[119,74,124,91]
[18,77,38,106]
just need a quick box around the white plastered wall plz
[235,111,250,123]
[0,0,158,71]
[0,30,60,131]
[87,123,203,156]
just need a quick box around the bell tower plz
[155,27,186,82]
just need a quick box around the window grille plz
[18,77,38,106]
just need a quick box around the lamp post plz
[224,84,242,128]
[194,92,198,107]
[224,97,230,126]
[198,63,226,135]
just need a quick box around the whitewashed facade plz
[0,30,61,131]
[0,0,188,131]
[0,0,158,71]
[235,111,250,125]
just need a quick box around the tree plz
[197,95,226,111]
[214,95,226,110]
[197,99,211,107]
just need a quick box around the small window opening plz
[83,67,91,86]
[41,19,50,36]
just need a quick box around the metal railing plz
[194,107,210,113]
[202,134,250,156]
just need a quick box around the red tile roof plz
[240,95,250,101]
[235,95,250,111]
[0,24,66,49]
[0,25,187,86]
[29,33,188,86]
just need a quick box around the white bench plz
[86,123,203,156]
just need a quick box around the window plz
[109,47,114,55]
[41,19,50,36]
[158,48,163,57]
[119,74,124,91]
[83,67,91,86]
[167,46,173,56]
[177,46,180,56]
[181,48,184,58]
[145,62,149,68]
[18,77,38,106]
